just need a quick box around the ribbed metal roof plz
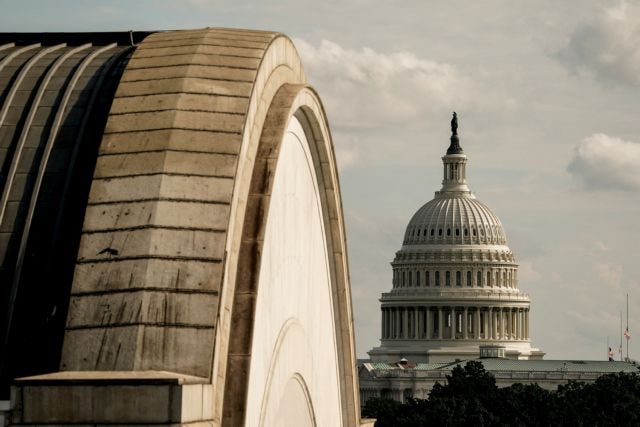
[403,196,507,246]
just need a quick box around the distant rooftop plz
[361,358,639,374]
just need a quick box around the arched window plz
[464,228,468,236]
[438,228,443,236]
[477,271,482,287]
[402,271,406,287]
[425,270,430,287]
[416,271,421,286]
[467,271,472,287]
[455,228,460,236]
[435,271,440,286]
[447,228,451,236]
[409,271,413,286]
[423,229,427,236]
[487,271,491,287]
[456,271,461,287]
[445,271,451,286]
[430,229,435,236]
[472,227,477,236]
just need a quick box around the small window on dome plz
[431,229,434,236]
[447,228,451,236]
[438,229,442,236]
[472,228,477,236]
[445,271,451,286]
[423,229,427,236]
[455,228,460,236]
[464,228,468,236]
[435,271,440,286]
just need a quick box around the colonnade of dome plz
[380,306,530,341]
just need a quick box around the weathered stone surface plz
[83,200,231,231]
[110,93,249,115]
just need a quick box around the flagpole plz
[627,293,629,360]
[620,311,623,361]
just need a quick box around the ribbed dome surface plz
[403,195,507,245]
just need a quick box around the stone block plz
[66,291,218,328]
[71,258,223,294]
[121,64,256,83]
[83,200,231,231]
[126,53,260,70]
[114,78,253,98]
[87,174,234,204]
[99,129,242,155]
[77,227,225,262]
[11,371,211,425]
[110,93,249,115]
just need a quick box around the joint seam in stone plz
[82,225,227,234]
[108,108,246,117]
[98,149,239,157]
[120,75,255,84]
[86,198,231,206]
[71,287,220,297]
[93,172,236,180]
[76,254,223,264]
[103,127,242,136]
[115,91,249,99]
[66,322,216,330]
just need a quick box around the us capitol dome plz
[368,113,544,362]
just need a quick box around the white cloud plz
[518,260,541,282]
[293,38,469,129]
[593,262,624,289]
[558,1,640,85]
[567,133,640,190]
[333,133,360,171]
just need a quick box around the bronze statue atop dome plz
[447,111,463,154]
[451,111,458,135]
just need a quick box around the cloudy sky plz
[4,0,639,360]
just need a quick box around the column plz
[475,308,481,340]
[500,309,506,340]
[463,307,468,339]
[494,309,499,339]
[395,308,400,339]
[414,307,420,339]
[526,309,530,339]
[451,308,457,339]
[404,308,410,339]
[381,308,386,339]
[438,307,443,339]
[424,307,429,338]
[487,307,493,340]
[506,308,511,340]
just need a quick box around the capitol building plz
[368,113,545,363]
[359,115,637,406]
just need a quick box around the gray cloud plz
[294,38,469,129]
[568,133,640,190]
[558,2,640,85]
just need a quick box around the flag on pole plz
[624,327,631,340]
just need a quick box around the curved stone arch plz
[221,83,358,426]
